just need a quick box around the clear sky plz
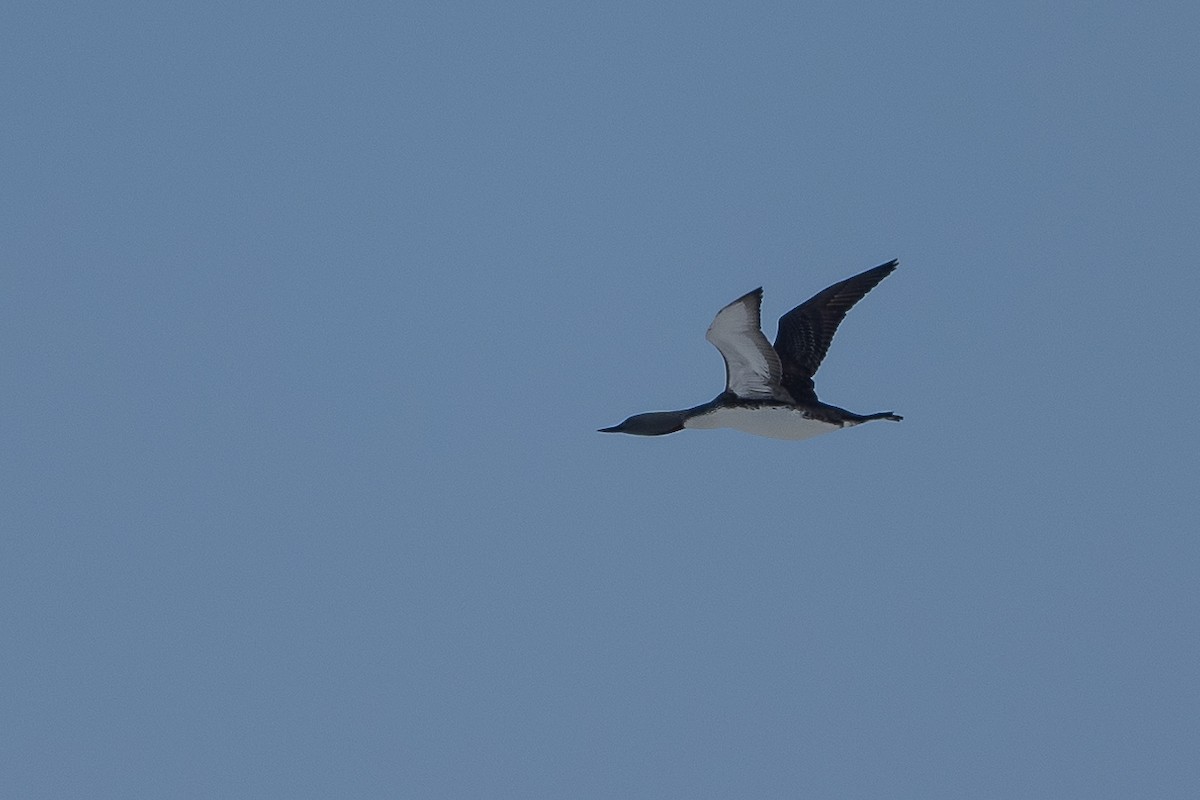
[4,3,1199,798]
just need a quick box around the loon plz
[599,260,902,440]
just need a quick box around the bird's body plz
[599,260,902,440]
[684,402,843,440]
[682,397,897,440]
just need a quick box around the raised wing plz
[705,288,786,400]
[773,260,898,403]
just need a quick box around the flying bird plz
[599,260,902,440]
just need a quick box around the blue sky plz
[4,2,1199,797]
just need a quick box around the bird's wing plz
[773,260,898,404]
[705,288,785,400]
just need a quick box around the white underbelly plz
[683,405,844,441]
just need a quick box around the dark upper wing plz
[705,288,786,400]
[772,260,898,403]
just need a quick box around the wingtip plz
[715,287,765,315]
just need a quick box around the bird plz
[599,260,902,440]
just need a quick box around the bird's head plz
[598,411,685,436]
